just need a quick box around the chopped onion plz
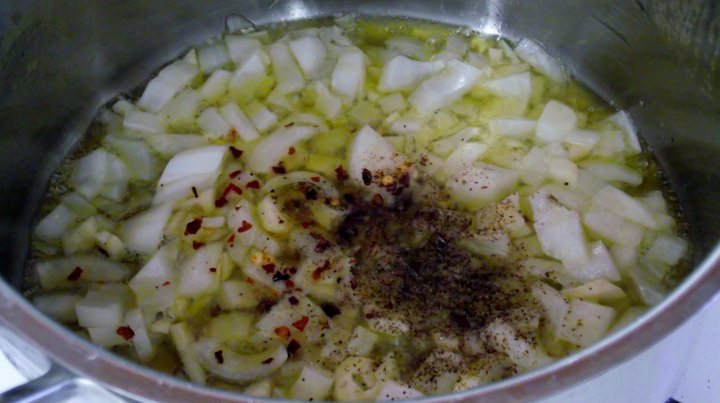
[331,49,366,99]
[225,36,262,64]
[314,81,343,119]
[583,204,644,248]
[259,171,339,199]
[378,55,445,92]
[128,244,178,309]
[646,234,687,265]
[536,100,577,143]
[247,126,319,173]
[488,118,536,139]
[530,191,589,266]
[103,135,158,181]
[155,145,227,202]
[219,102,260,142]
[608,111,641,154]
[146,134,208,157]
[289,36,327,77]
[178,243,223,297]
[195,338,288,382]
[197,43,230,73]
[593,185,660,229]
[446,163,519,210]
[199,69,231,102]
[35,203,77,240]
[123,111,165,134]
[268,42,305,93]
[198,107,232,140]
[120,202,173,254]
[229,50,269,91]
[33,293,81,323]
[137,61,198,113]
[482,72,532,114]
[410,60,483,115]
[514,38,567,83]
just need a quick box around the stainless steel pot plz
[0,1,718,402]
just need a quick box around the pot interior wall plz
[0,0,718,291]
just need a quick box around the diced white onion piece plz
[443,142,488,175]
[410,60,482,115]
[146,134,208,157]
[289,36,327,77]
[431,127,482,157]
[485,320,551,369]
[377,381,424,401]
[514,38,567,83]
[530,191,589,266]
[247,126,319,173]
[170,322,206,384]
[334,356,382,401]
[646,234,688,265]
[257,196,291,235]
[201,216,225,229]
[582,161,642,186]
[137,61,198,113]
[566,241,621,282]
[155,145,227,203]
[519,147,548,186]
[199,69,231,102]
[160,88,201,125]
[314,81,342,119]
[377,93,406,114]
[128,245,178,310]
[536,100,577,143]
[61,217,98,255]
[225,36,262,63]
[120,202,173,254]
[112,99,135,115]
[123,111,165,134]
[378,55,445,92]
[540,183,590,212]
[289,365,335,401]
[489,118,536,139]
[36,256,129,290]
[33,293,81,323]
[557,299,616,347]
[608,111,641,154]
[583,204,644,247]
[70,148,128,200]
[248,103,278,132]
[563,279,627,302]
[332,49,366,99]
[75,290,126,328]
[196,338,288,383]
[461,230,511,257]
[268,42,305,93]
[564,130,600,150]
[125,308,155,361]
[532,282,570,332]
[219,102,260,142]
[229,50,268,90]
[477,193,532,238]
[103,136,158,181]
[347,326,379,356]
[593,185,660,229]
[218,280,258,310]
[198,107,232,140]
[348,125,407,195]
[197,43,230,73]
[87,327,130,348]
[447,163,519,210]
[35,203,77,240]
[610,243,638,269]
[482,72,532,114]
[178,243,223,297]
[627,262,667,305]
[547,157,578,186]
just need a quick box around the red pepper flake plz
[227,129,238,140]
[67,266,83,281]
[215,197,229,208]
[274,326,291,339]
[287,339,301,356]
[262,263,276,274]
[237,220,253,233]
[229,170,243,179]
[292,315,310,331]
[288,267,298,274]
[191,186,199,198]
[246,180,260,189]
[335,165,349,182]
[288,146,296,155]
[223,183,243,197]
[312,260,331,281]
[310,232,331,253]
[229,146,243,159]
[285,280,295,289]
[162,281,171,287]
[226,234,236,245]
[301,221,312,229]
[209,267,217,273]
[272,164,287,174]
[304,187,318,200]
[214,350,224,364]
[192,241,205,250]
[284,122,295,128]
[288,296,299,305]
[319,320,330,330]
[419,154,429,166]
[246,277,255,285]
[184,218,203,236]
[116,326,135,341]
[365,311,380,319]
[372,193,384,206]
[261,357,274,364]
[310,176,321,183]
[362,168,373,185]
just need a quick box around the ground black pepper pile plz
[338,189,533,335]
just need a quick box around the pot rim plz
[1,245,718,402]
